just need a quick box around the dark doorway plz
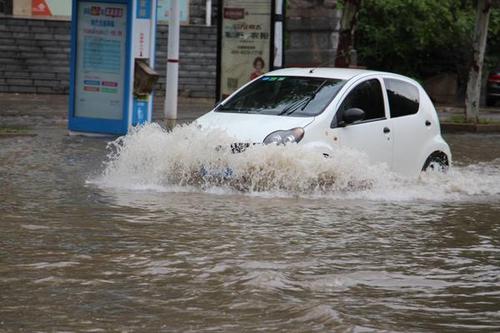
[0,0,13,15]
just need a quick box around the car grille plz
[215,143,258,154]
[230,142,252,153]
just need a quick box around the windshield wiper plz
[278,80,329,116]
[296,80,328,113]
[277,97,310,116]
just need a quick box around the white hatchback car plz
[196,68,451,178]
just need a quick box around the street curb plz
[441,122,500,133]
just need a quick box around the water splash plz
[92,123,500,202]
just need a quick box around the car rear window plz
[384,79,420,118]
[216,76,345,117]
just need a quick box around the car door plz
[330,78,393,168]
[383,77,427,175]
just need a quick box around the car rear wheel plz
[422,152,449,173]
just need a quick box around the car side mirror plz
[338,108,365,127]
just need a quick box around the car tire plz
[486,97,496,107]
[422,152,449,173]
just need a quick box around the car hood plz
[194,111,315,142]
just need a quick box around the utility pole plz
[206,0,212,26]
[165,0,180,129]
[273,0,284,69]
[465,0,492,123]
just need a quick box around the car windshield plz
[215,76,346,116]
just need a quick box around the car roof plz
[266,67,386,81]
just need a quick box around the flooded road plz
[1,125,500,332]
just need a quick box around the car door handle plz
[425,120,432,127]
[383,127,391,134]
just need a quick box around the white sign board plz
[157,0,190,24]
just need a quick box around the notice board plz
[74,1,128,120]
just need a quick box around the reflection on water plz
[0,126,499,332]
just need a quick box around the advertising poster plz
[157,0,190,24]
[32,0,71,16]
[74,2,128,120]
[219,0,272,98]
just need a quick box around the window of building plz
[384,78,420,118]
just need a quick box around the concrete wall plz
[285,0,340,67]
[156,24,217,98]
[0,16,217,98]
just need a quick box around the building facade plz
[0,0,340,99]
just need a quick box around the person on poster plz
[250,57,265,80]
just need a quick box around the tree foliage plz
[355,0,500,87]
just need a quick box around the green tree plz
[355,0,499,90]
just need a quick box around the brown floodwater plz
[1,125,499,332]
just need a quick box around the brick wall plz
[0,18,70,94]
[0,1,341,98]
[189,0,218,25]
[156,24,217,98]
[0,16,217,98]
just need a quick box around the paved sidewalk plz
[0,93,214,127]
[1,93,500,128]
[436,105,500,122]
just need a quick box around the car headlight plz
[263,127,305,145]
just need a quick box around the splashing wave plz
[91,123,500,201]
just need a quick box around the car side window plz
[384,78,420,118]
[338,79,385,123]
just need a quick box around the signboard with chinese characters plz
[69,0,158,135]
[157,0,189,24]
[32,0,72,16]
[135,0,152,59]
[74,1,128,120]
[218,0,272,99]
[32,0,189,24]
